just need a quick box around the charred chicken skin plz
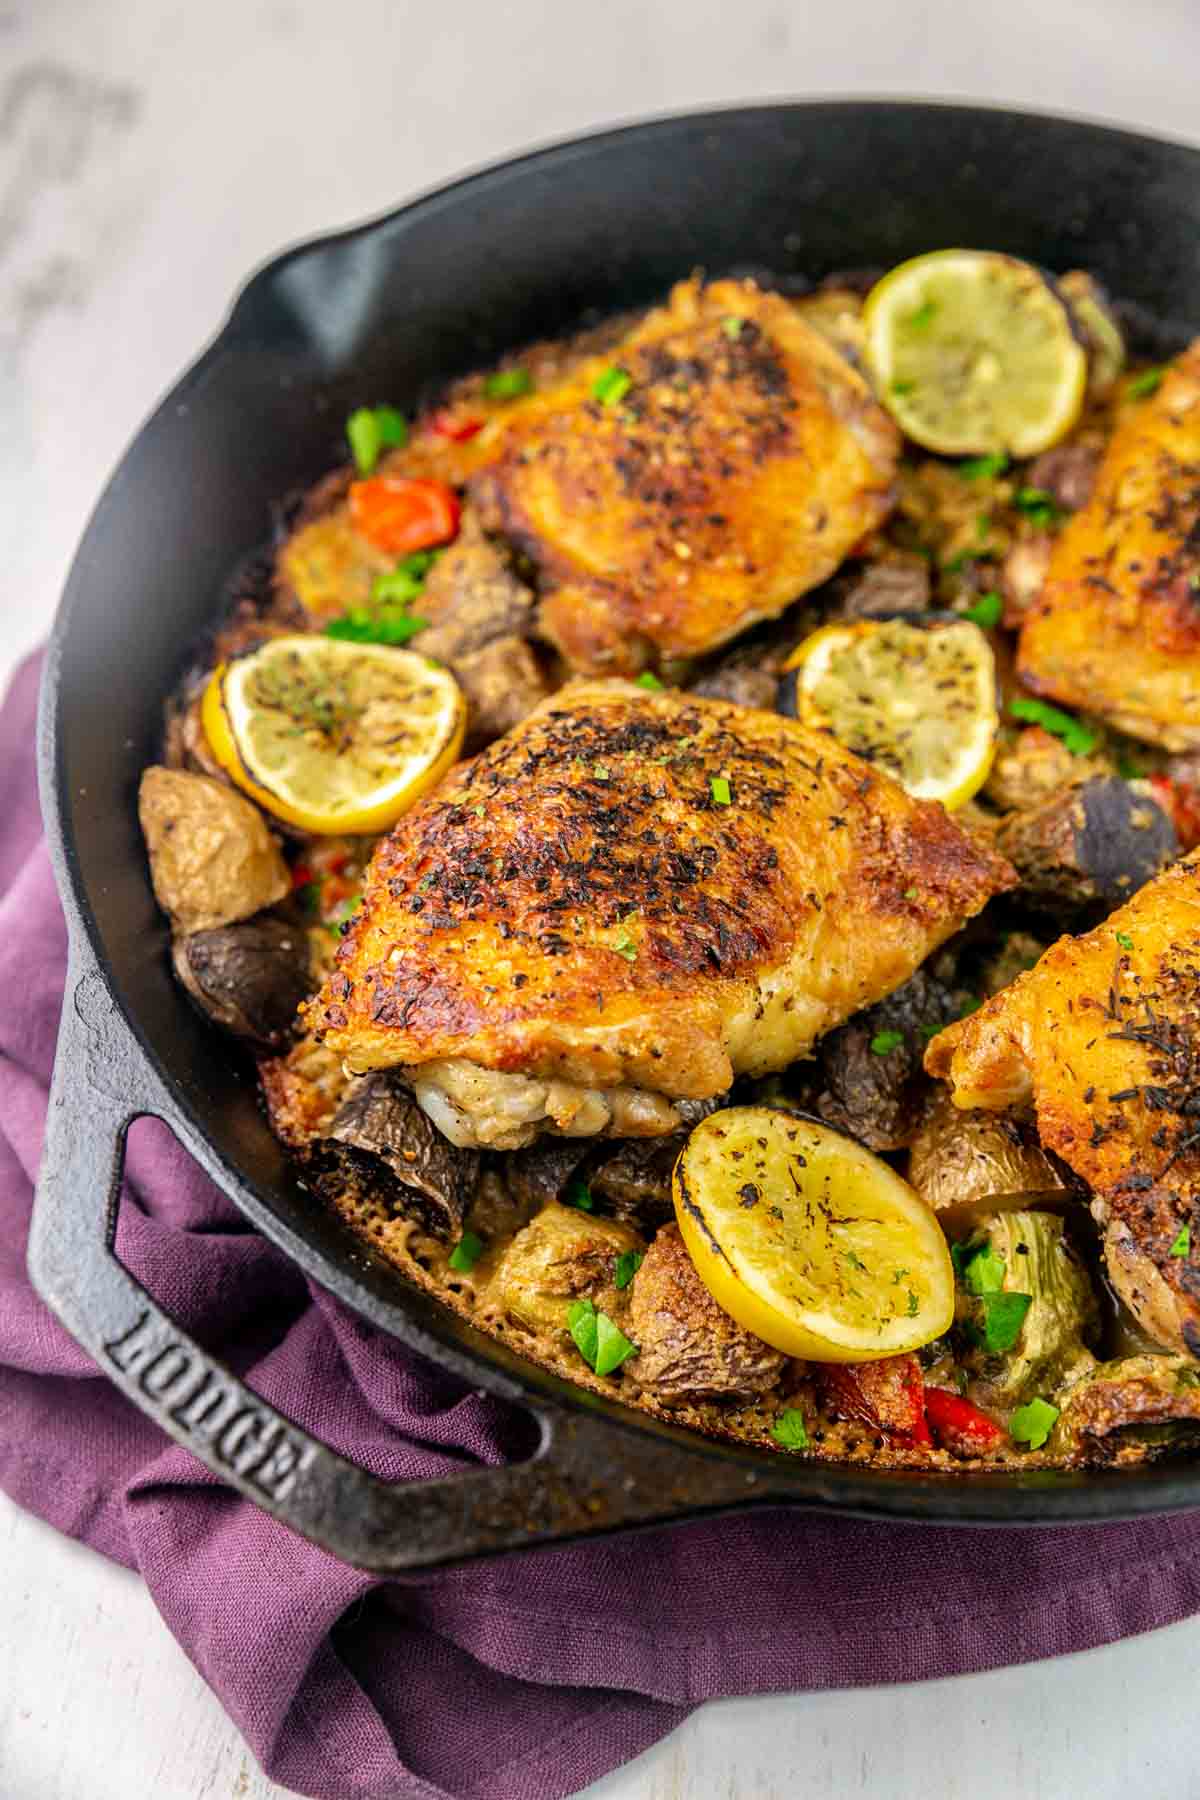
[471,277,900,674]
[309,681,1013,1149]
[926,849,1200,1356]
[1018,343,1200,750]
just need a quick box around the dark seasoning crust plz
[156,270,1200,1476]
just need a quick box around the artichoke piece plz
[487,1200,643,1339]
[954,1210,1099,1410]
[325,1072,480,1240]
[1049,1354,1200,1463]
[908,1088,1071,1231]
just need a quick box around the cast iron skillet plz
[31,102,1200,1570]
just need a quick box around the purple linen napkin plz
[4,647,1200,1800]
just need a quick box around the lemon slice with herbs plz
[674,1107,954,1362]
[863,249,1087,455]
[201,635,465,835]
[782,617,998,810]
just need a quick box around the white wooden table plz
[6,1,1200,1793]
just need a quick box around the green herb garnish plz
[1115,931,1133,952]
[484,367,533,400]
[564,1175,595,1212]
[870,1029,904,1055]
[771,1408,809,1450]
[592,366,632,407]
[722,316,745,339]
[1009,1396,1059,1450]
[614,1249,644,1290]
[636,671,664,691]
[448,1231,485,1272]
[891,379,915,396]
[567,1299,637,1377]
[906,1290,919,1317]
[908,300,937,330]
[962,592,1003,629]
[978,1290,1032,1353]
[1013,486,1062,529]
[325,610,429,646]
[1009,695,1099,756]
[1126,366,1165,400]
[710,776,732,807]
[346,405,407,475]
[963,1242,1006,1295]
[1170,1223,1190,1258]
[958,451,1010,481]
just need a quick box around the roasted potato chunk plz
[909,1087,1074,1231]
[139,766,288,934]
[488,1201,642,1337]
[626,1223,785,1405]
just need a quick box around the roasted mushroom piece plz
[139,766,289,934]
[488,1201,642,1338]
[587,1134,686,1233]
[994,775,1177,917]
[172,917,311,1048]
[625,1223,785,1405]
[795,965,972,1152]
[323,1072,480,1240]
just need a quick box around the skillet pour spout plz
[32,101,1200,1568]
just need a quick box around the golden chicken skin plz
[308,681,1013,1150]
[926,850,1200,1356]
[1018,343,1200,750]
[470,278,901,674]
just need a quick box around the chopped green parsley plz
[592,366,632,407]
[346,404,407,475]
[1115,931,1133,952]
[977,1290,1032,1354]
[564,1175,595,1212]
[869,1029,904,1055]
[614,1249,644,1290]
[722,315,746,339]
[771,1408,809,1450]
[1126,366,1165,400]
[448,1231,485,1273]
[1170,1223,1191,1259]
[567,1298,637,1377]
[963,1242,1006,1296]
[636,671,664,691]
[1009,695,1099,756]
[1009,1396,1059,1450]
[962,591,1003,629]
[958,451,1010,481]
[484,367,533,400]
[710,776,732,807]
[1013,486,1063,529]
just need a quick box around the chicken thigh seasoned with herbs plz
[926,849,1200,1355]
[308,680,1012,1148]
[471,277,901,674]
[1018,343,1200,750]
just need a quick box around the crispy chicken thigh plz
[309,682,1012,1149]
[471,278,900,674]
[926,850,1200,1355]
[1018,343,1200,750]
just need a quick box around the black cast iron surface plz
[30,102,1200,1568]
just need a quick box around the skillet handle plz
[29,952,763,1569]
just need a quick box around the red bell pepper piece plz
[819,1355,931,1447]
[430,409,484,442]
[923,1387,1007,1455]
[1151,772,1200,852]
[349,477,461,555]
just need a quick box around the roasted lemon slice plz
[863,249,1087,456]
[201,636,465,834]
[674,1108,954,1362]
[782,617,998,809]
